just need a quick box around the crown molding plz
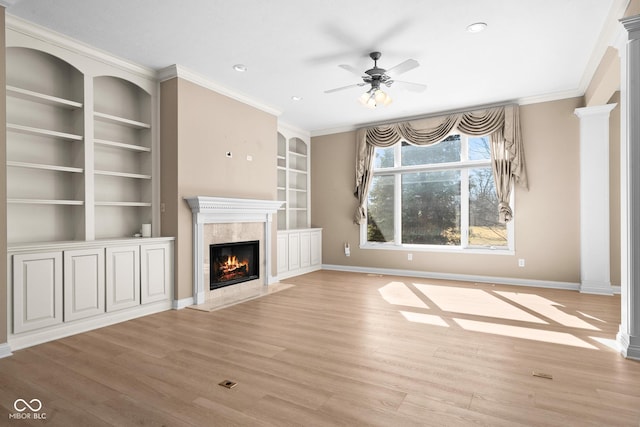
[158,64,282,117]
[577,0,629,94]
[277,121,310,138]
[5,14,156,80]
[0,0,20,7]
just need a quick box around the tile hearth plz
[187,282,294,312]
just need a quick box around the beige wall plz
[311,97,584,284]
[585,46,619,107]
[610,91,621,286]
[161,78,278,300]
[0,8,7,344]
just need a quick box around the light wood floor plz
[1,270,640,426]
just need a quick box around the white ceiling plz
[4,0,625,135]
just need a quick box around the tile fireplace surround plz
[185,196,283,306]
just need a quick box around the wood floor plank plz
[1,270,640,425]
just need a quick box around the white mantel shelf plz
[185,196,283,217]
[184,196,283,305]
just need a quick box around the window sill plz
[359,242,514,256]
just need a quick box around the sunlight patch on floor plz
[577,311,607,323]
[379,282,429,309]
[400,311,449,327]
[495,291,600,331]
[590,336,620,351]
[413,283,547,324]
[453,318,598,349]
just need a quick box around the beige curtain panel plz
[354,104,528,225]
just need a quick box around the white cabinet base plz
[277,229,322,280]
[7,237,174,351]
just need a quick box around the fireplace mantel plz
[185,196,283,305]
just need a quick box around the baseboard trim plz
[0,343,13,359]
[321,264,581,291]
[8,301,172,351]
[172,297,195,310]
[277,265,322,281]
[617,331,640,361]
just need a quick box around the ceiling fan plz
[325,51,427,108]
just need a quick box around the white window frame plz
[360,134,515,255]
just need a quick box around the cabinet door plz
[300,231,311,268]
[140,243,172,304]
[277,233,288,274]
[105,246,140,312]
[13,252,63,333]
[310,230,322,266]
[288,232,300,271]
[64,248,105,321]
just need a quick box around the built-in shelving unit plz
[276,127,310,230]
[5,33,158,244]
[276,125,321,279]
[5,18,169,352]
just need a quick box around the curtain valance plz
[354,104,528,225]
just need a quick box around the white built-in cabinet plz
[5,19,172,351]
[276,125,322,279]
[277,229,323,280]
[9,239,173,350]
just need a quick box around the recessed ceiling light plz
[291,96,302,101]
[467,22,487,33]
[233,64,247,72]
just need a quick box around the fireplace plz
[210,240,259,290]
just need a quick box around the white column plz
[619,15,640,360]
[574,104,616,295]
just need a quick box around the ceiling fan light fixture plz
[359,88,392,109]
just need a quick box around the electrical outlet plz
[518,258,525,267]
[408,253,413,261]
[344,243,350,257]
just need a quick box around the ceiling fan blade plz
[386,59,420,76]
[324,83,365,94]
[338,64,366,77]
[392,80,427,92]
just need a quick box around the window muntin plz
[365,134,512,251]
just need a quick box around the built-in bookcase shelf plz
[7,199,84,205]
[7,123,83,141]
[6,85,83,109]
[94,138,151,152]
[94,111,151,129]
[6,29,157,245]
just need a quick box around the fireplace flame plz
[220,255,249,277]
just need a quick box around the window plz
[364,134,513,251]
